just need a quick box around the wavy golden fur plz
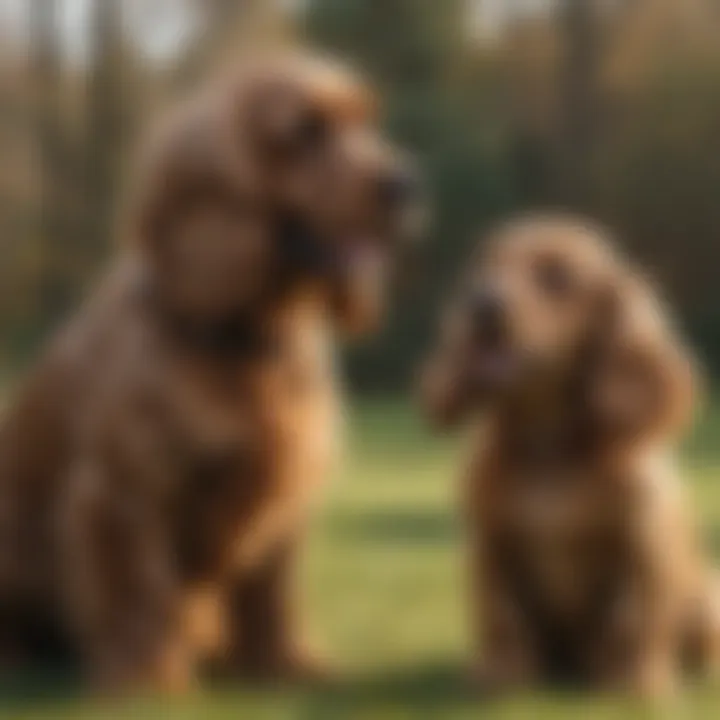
[421,216,719,697]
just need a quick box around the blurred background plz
[4,0,720,390]
[2,2,720,717]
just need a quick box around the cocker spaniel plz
[0,52,423,693]
[421,215,719,697]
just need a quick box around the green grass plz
[1,400,720,719]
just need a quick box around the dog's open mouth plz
[336,236,388,288]
[470,345,521,390]
[279,216,391,288]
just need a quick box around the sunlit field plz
[1,401,719,719]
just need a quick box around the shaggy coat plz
[0,53,420,693]
[421,217,720,697]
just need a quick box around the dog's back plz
[0,260,155,663]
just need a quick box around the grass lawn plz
[1,400,719,719]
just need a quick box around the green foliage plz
[6,0,720,388]
[303,0,720,389]
[307,0,521,389]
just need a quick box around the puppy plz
[421,216,719,697]
[0,52,422,693]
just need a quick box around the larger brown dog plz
[421,216,719,697]
[0,53,421,692]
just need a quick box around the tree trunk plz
[29,0,66,328]
[85,0,124,262]
[558,0,600,209]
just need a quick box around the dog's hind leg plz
[0,596,79,674]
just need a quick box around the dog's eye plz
[534,257,574,297]
[291,109,329,153]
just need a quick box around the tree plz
[557,0,601,208]
[85,0,125,262]
[29,0,66,327]
[307,0,511,390]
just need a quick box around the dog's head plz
[131,52,424,341]
[421,215,696,451]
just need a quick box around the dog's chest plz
[498,469,620,617]
[167,320,341,577]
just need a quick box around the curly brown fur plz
[0,52,422,693]
[420,215,719,697]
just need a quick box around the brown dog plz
[0,52,422,693]
[421,216,719,697]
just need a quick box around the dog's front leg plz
[223,531,329,682]
[59,459,193,695]
[470,544,540,691]
[594,580,681,698]
[593,528,684,699]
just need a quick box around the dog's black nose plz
[377,167,421,210]
[470,288,506,344]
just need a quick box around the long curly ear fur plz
[417,302,476,429]
[418,352,469,430]
[127,86,276,327]
[587,274,698,450]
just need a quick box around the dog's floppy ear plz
[419,352,468,430]
[418,307,475,430]
[587,275,698,449]
[130,98,274,325]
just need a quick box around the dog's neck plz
[160,310,279,362]
[141,293,268,365]
[158,290,333,375]
[494,380,594,468]
[133,213,337,363]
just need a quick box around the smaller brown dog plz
[420,215,720,697]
